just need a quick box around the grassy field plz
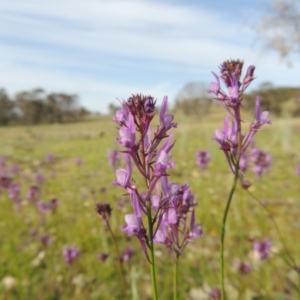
[0,108,299,300]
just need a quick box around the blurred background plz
[1,1,300,299]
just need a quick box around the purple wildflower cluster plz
[63,245,81,265]
[97,252,109,262]
[209,287,221,300]
[37,198,58,214]
[233,261,252,276]
[0,154,60,253]
[250,147,272,178]
[27,185,58,214]
[196,150,211,171]
[45,153,55,163]
[208,60,271,184]
[254,239,272,260]
[113,94,202,259]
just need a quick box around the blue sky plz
[0,0,299,113]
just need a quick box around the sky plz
[0,0,299,113]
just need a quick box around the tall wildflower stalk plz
[208,60,271,299]
[112,95,203,299]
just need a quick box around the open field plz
[0,109,300,300]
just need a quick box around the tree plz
[15,89,45,125]
[0,89,15,125]
[13,89,88,125]
[253,0,300,63]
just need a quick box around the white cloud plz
[0,0,299,112]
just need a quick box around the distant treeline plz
[0,88,90,126]
[242,83,300,117]
[172,82,300,118]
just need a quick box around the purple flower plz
[122,213,148,259]
[144,96,156,114]
[153,135,175,177]
[208,59,251,108]
[37,201,50,214]
[239,152,248,173]
[113,154,134,191]
[210,61,271,180]
[97,252,109,262]
[187,210,203,240]
[63,245,80,264]
[107,149,121,169]
[122,214,144,236]
[153,179,201,257]
[207,72,225,101]
[250,147,272,178]
[241,97,271,151]
[37,198,58,214]
[196,150,211,171]
[254,239,272,260]
[39,234,52,247]
[0,175,12,189]
[113,94,200,261]
[233,261,252,276]
[10,164,20,175]
[209,287,221,300]
[155,96,177,139]
[27,185,41,203]
[113,105,129,126]
[8,183,20,200]
[45,153,55,163]
[213,116,238,172]
[253,96,271,129]
[159,96,177,132]
[76,158,82,166]
[243,65,255,89]
[116,113,138,154]
[35,173,45,184]
[242,97,271,151]
[49,198,58,212]
[122,247,134,262]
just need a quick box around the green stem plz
[173,258,178,300]
[220,108,242,299]
[106,221,127,297]
[147,203,158,300]
[220,164,239,300]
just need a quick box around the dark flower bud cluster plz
[95,202,112,223]
[123,94,156,134]
[208,59,255,109]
